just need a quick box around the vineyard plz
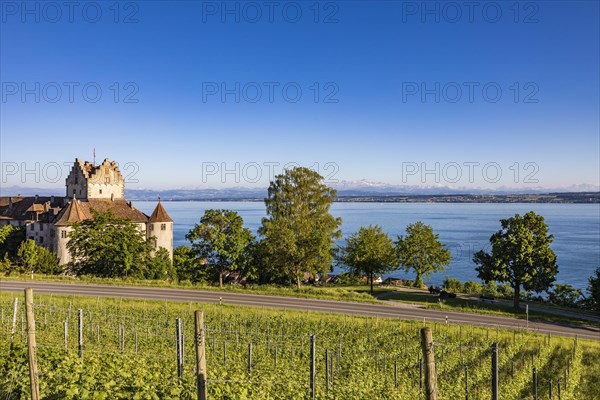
[1,291,599,400]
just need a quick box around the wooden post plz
[394,358,398,389]
[248,341,253,372]
[310,334,316,400]
[78,309,83,358]
[533,367,538,400]
[464,366,469,400]
[10,298,18,350]
[64,321,68,350]
[325,349,329,392]
[420,327,437,400]
[25,289,40,400]
[491,342,498,400]
[549,379,552,399]
[194,311,207,400]
[176,318,183,379]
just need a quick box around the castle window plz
[75,177,78,184]
[39,237,44,244]
[61,230,67,239]
[150,224,154,231]
[99,189,103,194]
[105,177,110,183]
[105,167,110,175]
[30,224,34,231]
[40,224,44,231]
[161,224,166,231]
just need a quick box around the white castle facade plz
[0,158,173,264]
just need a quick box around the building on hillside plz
[0,158,173,264]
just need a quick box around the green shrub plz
[464,280,483,295]
[443,276,464,292]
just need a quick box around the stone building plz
[0,158,173,265]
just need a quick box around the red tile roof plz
[148,201,173,223]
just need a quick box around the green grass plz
[383,290,600,326]
[1,292,598,399]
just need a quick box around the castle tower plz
[147,200,174,259]
[65,158,125,200]
[52,198,90,265]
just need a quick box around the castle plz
[0,158,173,265]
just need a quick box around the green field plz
[1,292,598,399]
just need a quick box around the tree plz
[473,211,558,311]
[336,225,397,294]
[186,209,254,288]
[396,222,451,288]
[0,225,25,261]
[173,245,205,283]
[67,210,154,278]
[257,167,342,289]
[586,267,600,314]
[547,283,583,308]
[147,247,176,281]
[17,239,38,271]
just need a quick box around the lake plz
[136,201,600,291]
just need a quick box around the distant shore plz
[2,191,599,203]
[129,192,600,203]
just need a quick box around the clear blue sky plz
[1,1,598,191]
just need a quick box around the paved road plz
[2,280,599,341]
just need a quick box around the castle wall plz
[65,161,88,200]
[54,226,72,265]
[147,221,173,259]
[25,222,52,251]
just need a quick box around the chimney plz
[35,194,39,202]
[50,195,54,203]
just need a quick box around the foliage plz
[586,267,600,314]
[443,276,464,292]
[463,281,482,294]
[34,245,62,274]
[173,245,205,283]
[17,239,38,270]
[336,225,397,294]
[67,210,154,279]
[0,225,25,260]
[257,167,342,289]
[336,272,361,285]
[396,221,451,288]
[186,209,254,288]
[1,293,598,400]
[147,247,176,281]
[474,211,558,311]
[547,283,583,308]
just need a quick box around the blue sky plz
[1,1,598,191]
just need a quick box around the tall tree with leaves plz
[17,239,38,271]
[258,167,342,289]
[396,221,451,288]
[0,225,25,261]
[67,210,153,278]
[586,267,600,314]
[473,211,558,311]
[336,225,397,294]
[186,209,254,288]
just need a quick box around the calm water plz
[136,202,600,290]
